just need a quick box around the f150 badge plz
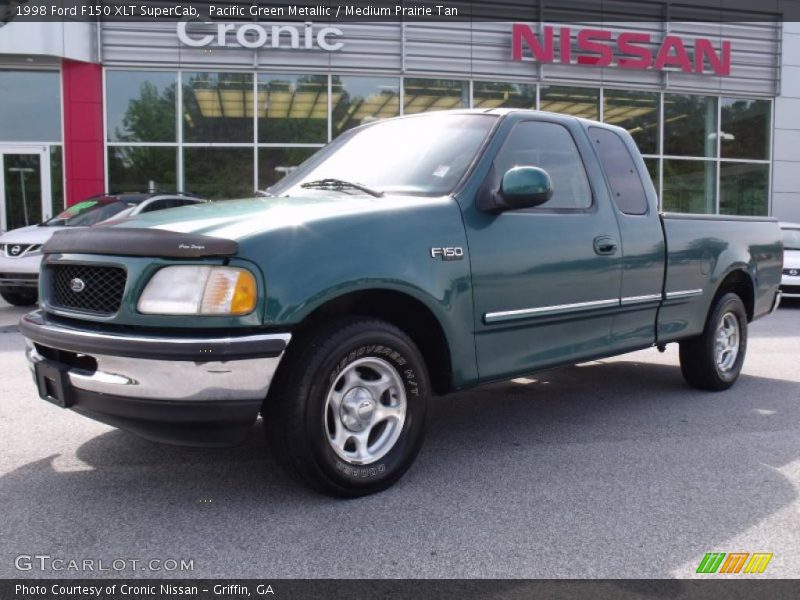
[430,247,464,261]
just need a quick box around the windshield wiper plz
[300,178,384,198]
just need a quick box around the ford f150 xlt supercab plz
[20,110,783,497]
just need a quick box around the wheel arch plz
[289,289,455,395]
[713,268,755,322]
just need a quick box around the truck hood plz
[101,195,451,241]
[0,223,66,244]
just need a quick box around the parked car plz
[780,222,800,298]
[20,110,782,496]
[0,192,204,306]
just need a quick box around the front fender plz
[237,197,478,386]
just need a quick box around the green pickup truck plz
[21,110,783,496]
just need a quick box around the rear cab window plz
[589,126,649,215]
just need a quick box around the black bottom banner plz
[2,580,800,600]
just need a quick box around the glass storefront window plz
[3,153,43,229]
[0,71,61,142]
[403,78,468,114]
[107,147,177,193]
[539,86,599,120]
[603,89,659,155]
[719,162,769,216]
[106,71,177,142]
[258,74,328,143]
[183,72,254,143]
[258,147,318,190]
[50,146,63,215]
[184,147,253,199]
[643,157,660,194]
[662,159,716,214]
[720,98,770,160]
[472,82,536,110]
[97,73,774,219]
[332,76,400,137]
[663,94,717,157]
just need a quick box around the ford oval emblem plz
[70,278,86,293]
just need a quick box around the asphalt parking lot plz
[0,298,798,579]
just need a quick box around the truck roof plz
[403,107,612,129]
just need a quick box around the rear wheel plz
[679,292,748,391]
[0,289,37,306]
[264,318,430,497]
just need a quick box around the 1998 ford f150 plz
[20,110,783,496]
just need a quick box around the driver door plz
[462,117,623,381]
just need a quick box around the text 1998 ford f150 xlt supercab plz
[20,110,783,496]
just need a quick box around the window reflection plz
[603,89,659,155]
[403,78,469,114]
[106,71,177,142]
[539,86,598,119]
[643,157,659,195]
[662,159,716,214]
[720,162,769,216]
[50,146,63,215]
[107,147,177,193]
[473,82,535,110]
[332,76,400,136]
[664,94,717,157]
[258,74,328,143]
[183,72,254,143]
[0,71,61,142]
[259,148,317,190]
[720,98,770,160]
[183,147,253,199]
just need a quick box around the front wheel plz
[679,292,748,391]
[263,318,430,497]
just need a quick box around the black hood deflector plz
[43,228,238,258]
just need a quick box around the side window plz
[493,121,592,210]
[589,127,649,215]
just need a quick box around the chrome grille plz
[50,264,126,315]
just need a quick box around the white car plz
[0,192,204,306]
[782,222,800,299]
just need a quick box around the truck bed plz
[658,213,783,343]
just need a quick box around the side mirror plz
[497,166,553,210]
[498,167,553,210]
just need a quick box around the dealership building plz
[1,8,799,232]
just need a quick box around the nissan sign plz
[512,24,731,76]
[177,21,344,51]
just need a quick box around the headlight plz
[138,266,257,315]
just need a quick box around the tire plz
[679,292,748,391]
[0,289,37,307]
[263,317,430,497]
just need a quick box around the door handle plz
[594,235,618,255]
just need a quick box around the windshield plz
[783,227,800,250]
[42,198,136,227]
[270,114,498,197]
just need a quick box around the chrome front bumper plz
[20,310,292,446]
[24,342,287,401]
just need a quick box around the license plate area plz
[34,360,74,408]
